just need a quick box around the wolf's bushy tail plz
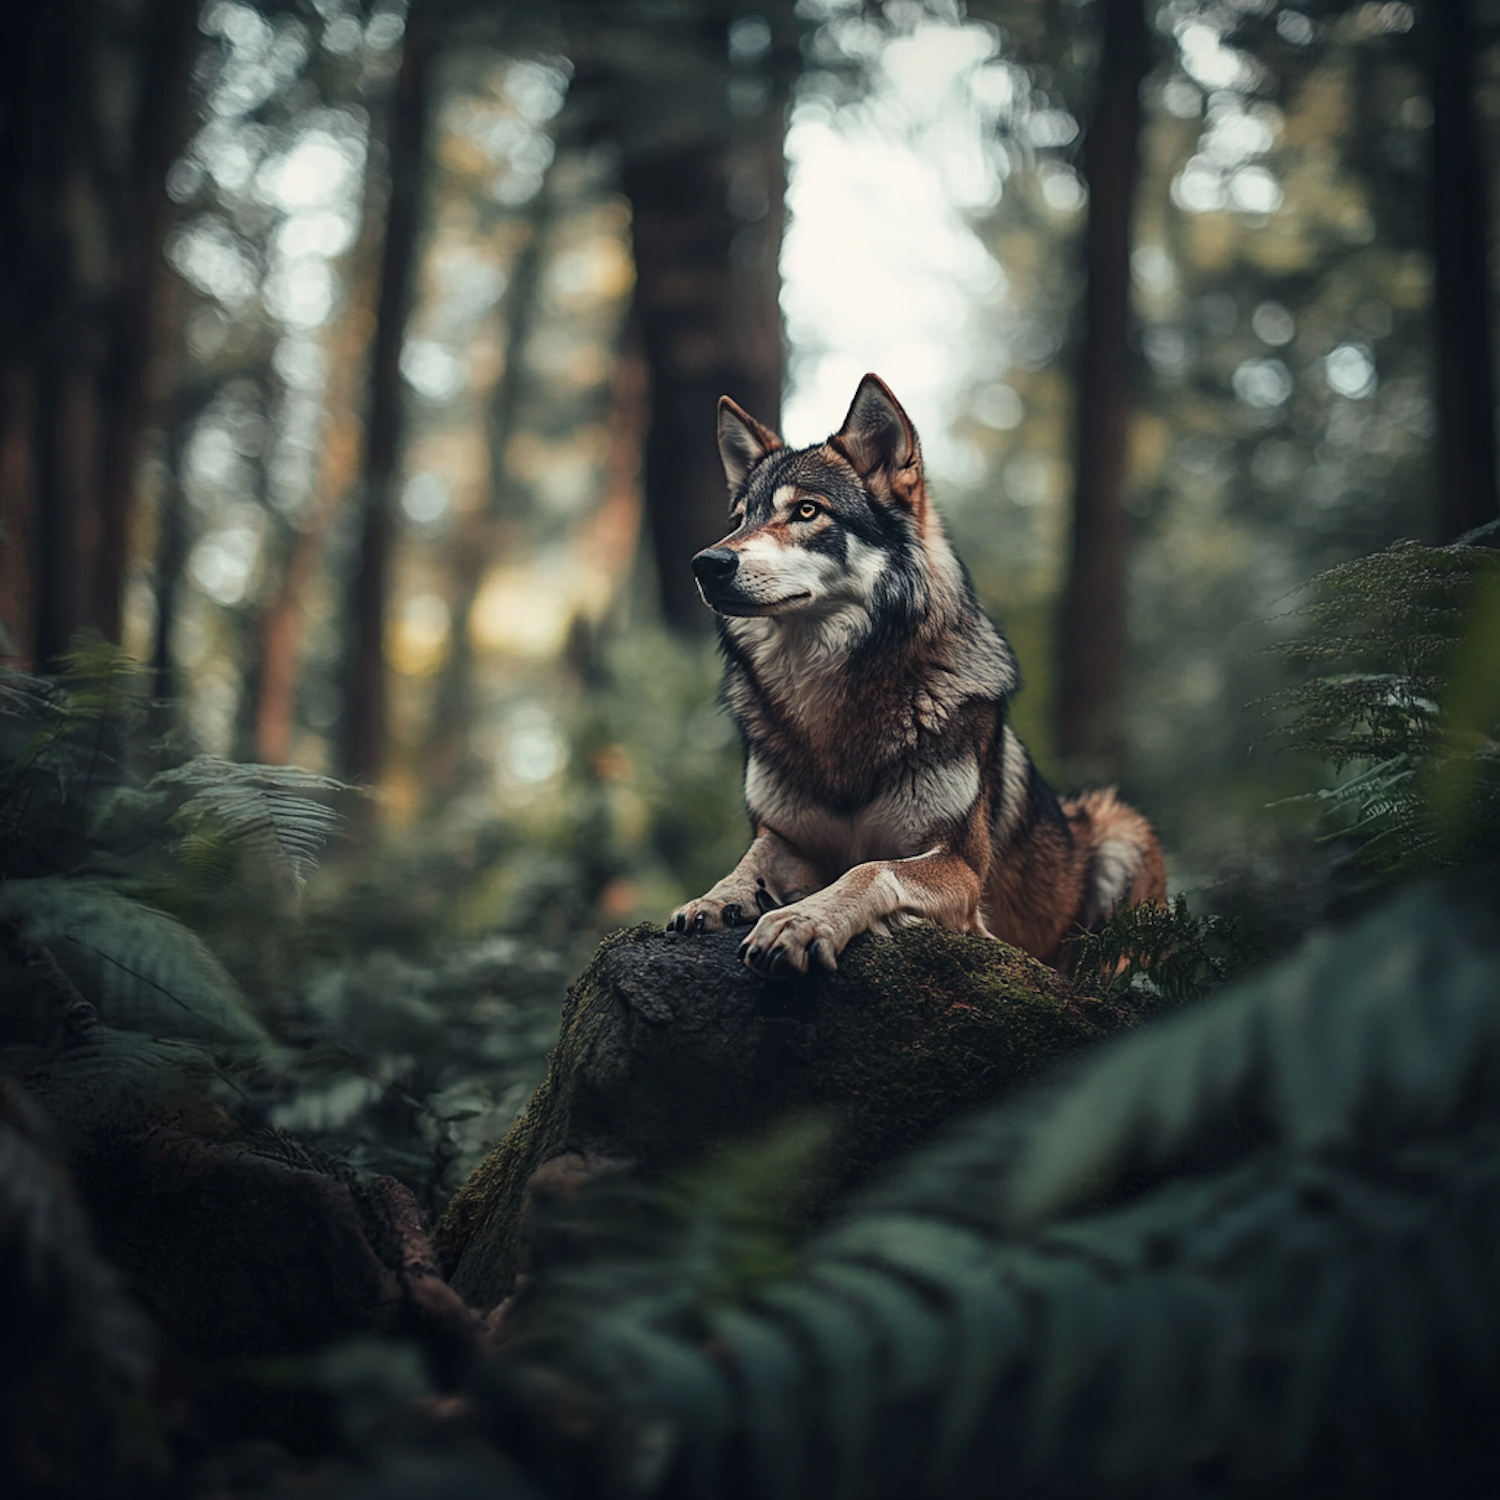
[1062,786,1168,931]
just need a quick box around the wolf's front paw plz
[737,905,843,977]
[666,878,780,935]
[666,899,743,934]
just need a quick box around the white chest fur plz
[745,753,979,871]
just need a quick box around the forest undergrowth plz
[2,531,1498,1497]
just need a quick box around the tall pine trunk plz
[339,0,436,784]
[1054,0,1151,780]
[420,173,556,796]
[1428,0,1499,540]
[0,0,196,667]
[624,126,785,630]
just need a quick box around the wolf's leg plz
[738,851,985,976]
[667,831,823,934]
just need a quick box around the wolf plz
[666,373,1166,977]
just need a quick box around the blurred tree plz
[340,0,437,783]
[0,0,199,667]
[143,0,400,764]
[252,239,379,767]
[1091,0,1444,848]
[1425,0,1498,539]
[149,379,214,713]
[564,1,801,630]
[420,148,558,796]
[1055,0,1153,779]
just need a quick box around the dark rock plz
[82,1131,463,1360]
[0,1077,167,1495]
[438,923,1136,1310]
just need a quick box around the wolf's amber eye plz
[796,501,821,521]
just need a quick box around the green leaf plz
[150,756,352,883]
[706,1305,808,1500]
[750,1282,878,1500]
[1007,886,1500,1226]
[0,877,268,1045]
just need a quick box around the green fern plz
[11,1026,231,1143]
[1066,893,1248,1004]
[0,644,354,1040]
[496,881,1500,1498]
[151,755,351,887]
[1,646,352,892]
[1262,538,1500,879]
[0,878,267,1045]
[0,642,148,874]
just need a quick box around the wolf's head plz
[691,374,956,627]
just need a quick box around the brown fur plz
[669,374,1166,977]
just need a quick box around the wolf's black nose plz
[692,548,739,591]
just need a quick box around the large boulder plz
[439,922,1137,1310]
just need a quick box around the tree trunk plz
[339,0,436,784]
[99,0,199,649]
[624,127,786,631]
[253,212,385,765]
[557,3,795,630]
[147,383,210,714]
[420,177,557,796]
[1428,0,1499,540]
[1054,0,1151,780]
[0,0,196,669]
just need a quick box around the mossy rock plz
[438,922,1137,1309]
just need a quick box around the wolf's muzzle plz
[692,547,740,605]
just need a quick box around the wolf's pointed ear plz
[718,397,782,489]
[833,374,919,480]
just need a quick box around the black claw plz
[807,940,820,964]
[722,903,743,927]
[755,886,778,914]
[742,943,761,967]
[768,948,787,976]
[675,914,686,933]
[692,911,706,934]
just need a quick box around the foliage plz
[0,644,332,1046]
[489,879,1500,1500]
[0,878,267,1046]
[0,640,348,894]
[256,933,566,1201]
[409,625,747,947]
[1262,535,1500,878]
[0,643,563,1215]
[518,1114,835,1317]
[1065,892,1250,1005]
[151,754,351,890]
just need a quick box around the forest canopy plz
[4,0,1485,873]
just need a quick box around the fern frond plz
[53,636,152,725]
[1262,539,1500,878]
[149,756,352,884]
[3,1024,230,1151]
[1000,884,1497,1228]
[0,878,268,1045]
[499,882,1500,1499]
[1067,893,1248,1004]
